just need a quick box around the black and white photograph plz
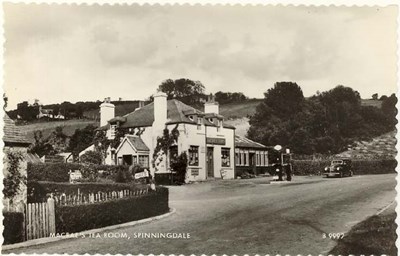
[1,2,398,255]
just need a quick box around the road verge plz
[2,208,176,252]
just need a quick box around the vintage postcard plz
[1,1,398,255]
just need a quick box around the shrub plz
[170,152,188,184]
[3,212,24,245]
[3,151,25,201]
[80,150,103,165]
[55,186,169,233]
[28,163,131,183]
[28,162,81,182]
[292,159,397,176]
[27,181,149,203]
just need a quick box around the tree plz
[17,101,39,121]
[29,130,54,157]
[68,125,97,157]
[93,130,111,163]
[263,82,305,119]
[47,126,69,153]
[381,93,397,128]
[372,93,378,100]
[80,150,103,165]
[248,83,392,155]
[215,91,247,104]
[157,78,206,107]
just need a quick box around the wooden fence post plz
[17,201,26,241]
[47,197,56,235]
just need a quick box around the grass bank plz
[329,209,397,255]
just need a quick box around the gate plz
[24,198,56,240]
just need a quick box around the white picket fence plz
[11,188,151,241]
[24,198,56,241]
[53,188,150,206]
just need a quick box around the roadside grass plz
[329,210,397,256]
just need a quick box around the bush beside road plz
[292,159,396,176]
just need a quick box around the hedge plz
[3,212,24,245]
[55,186,169,233]
[292,159,397,176]
[27,162,132,183]
[27,181,149,203]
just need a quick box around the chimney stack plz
[100,97,115,127]
[153,91,167,127]
[204,93,219,114]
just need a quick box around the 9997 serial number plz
[322,233,345,239]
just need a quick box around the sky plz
[3,4,398,109]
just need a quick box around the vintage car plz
[323,159,353,178]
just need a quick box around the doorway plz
[207,147,214,178]
[123,155,133,165]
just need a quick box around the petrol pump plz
[273,145,293,181]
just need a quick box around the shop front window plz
[189,146,199,166]
[221,148,230,167]
[138,155,149,168]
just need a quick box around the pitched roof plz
[235,135,269,149]
[25,153,42,163]
[3,114,31,146]
[118,99,234,129]
[126,136,150,152]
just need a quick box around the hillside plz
[219,99,262,119]
[336,130,397,159]
[15,98,385,144]
[17,119,98,142]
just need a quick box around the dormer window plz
[188,115,194,121]
[197,117,203,130]
[208,118,214,123]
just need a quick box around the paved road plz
[4,174,396,255]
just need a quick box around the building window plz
[221,148,230,167]
[260,152,264,166]
[242,152,248,166]
[138,155,149,168]
[188,115,194,121]
[133,155,137,164]
[235,152,240,166]
[197,117,203,130]
[265,153,269,166]
[110,124,117,138]
[189,146,199,166]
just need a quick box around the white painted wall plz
[205,126,235,179]
[178,123,207,182]
[100,102,115,127]
[204,102,219,114]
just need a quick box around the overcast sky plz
[3,4,398,109]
